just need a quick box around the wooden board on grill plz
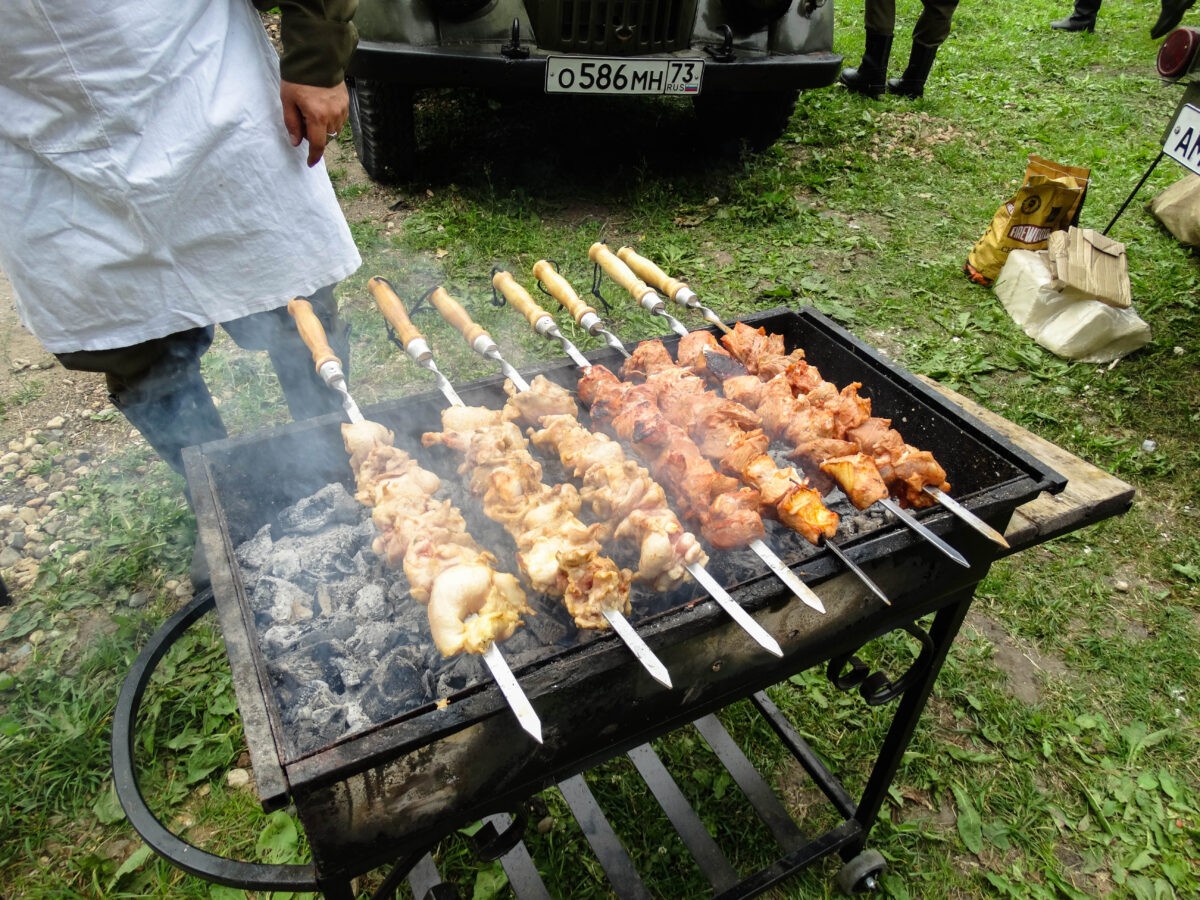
[919,376,1135,552]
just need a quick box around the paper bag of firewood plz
[1147,173,1200,246]
[964,155,1090,286]
[1046,227,1131,309]
[994,250,1150,363]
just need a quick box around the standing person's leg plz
[1152,0,1196,39]
[55,328,228,477]
[221,284,349,421]
[840,0,896,98]
[1051,0,1102,32]
[888,1,959,98]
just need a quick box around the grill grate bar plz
[692,715,808,854]
[627,743,740,892]
[557,774,653,899]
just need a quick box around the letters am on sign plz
[1164,103,1200,176]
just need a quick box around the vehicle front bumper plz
[349,42,843,93]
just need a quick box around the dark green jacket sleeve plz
[253,1,359,87]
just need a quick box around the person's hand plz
[280,80,350,167]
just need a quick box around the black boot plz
[887,41,939,99]
[1051,0,1101,32]
[839,30,893,98]
[1151,0,1196,39]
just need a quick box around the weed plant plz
[1,0,1198,896]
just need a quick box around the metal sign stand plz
[1105,81,1200,234]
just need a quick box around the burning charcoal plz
[324,574,372,615]
[236,524,274,571]
[436,653,486,697]
[347,620,404,660]
[522,602,573,647]
[359,657,427,722]
[278,483,362,534]
[331,656,364,689]
[252,576,317,626]
[265,545,304,582]
[352,583,389,620]
[261,623,306,656]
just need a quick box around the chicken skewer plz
[286,298,543,742]
[532,267,828,616]
[590,251,971,568]
[616,246,1008,549]
[618,338,892,605]
[493,270,784,654]
[370,279,672,688]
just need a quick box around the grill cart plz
[113,308,1132,897]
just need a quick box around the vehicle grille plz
[533,0,697,54]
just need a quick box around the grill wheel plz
[348,77,416,183]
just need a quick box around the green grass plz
[2,0,1199,896]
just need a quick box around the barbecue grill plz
[112,307,1128,897]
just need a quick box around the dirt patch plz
[964,612,1070,705]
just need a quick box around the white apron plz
[0,0,361,353]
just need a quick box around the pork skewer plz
[532,267,829,616]
[614,245,732,335]
[616,246,1008,549]
[697,328,970,567]
[590,252,971,568]
[493,270,785,655]
[370,280,673,688]
[286,297,543,742]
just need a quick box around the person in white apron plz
[0,0,362,476]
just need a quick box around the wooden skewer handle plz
[429,286,489,347]
[287,297,340,371]
[367,276,424,347]
[533,259,595,324]
[616,246,688,301]
[589,241,650,301]
[493,270,551,329]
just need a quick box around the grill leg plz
[847,591,973,854]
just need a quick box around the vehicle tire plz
[836,849,887,895]
[348,77,416,183]
[692,89,799,153]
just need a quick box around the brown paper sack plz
[1046,227,1132,309]
[965,155,1091,286]
[1147,173,1200,247]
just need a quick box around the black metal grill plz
[115,307,1083,897]
[535,0,695,54]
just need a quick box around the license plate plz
[545,57,703,96]
[1164,103,1200,176]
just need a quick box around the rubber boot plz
[109,369,227,478]
[1051,0,1101,32]
[887,41,939,99]
[839,30,893,99]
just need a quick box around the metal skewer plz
[368,277,465,405]
[421,283,673,688]
[290,293,544,742]
[879,497,970,568]
[287,298,365,423]
[615,246,732,335]
[533,260,630,358]
[532,268,830,618]
[589,242,690,337]
[623,244,1006,552]
[493,270,784,656]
